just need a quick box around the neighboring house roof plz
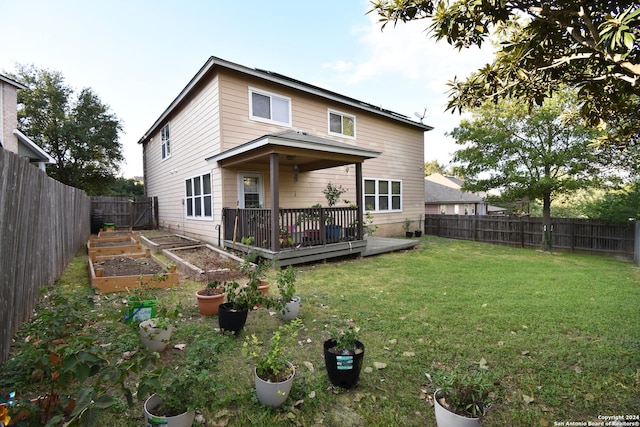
[207,129,381,171]
[424,178,485,204]
[426,172,463,189]
[0,74,26,90]
[14,129,56,165]
[137,56,432,145]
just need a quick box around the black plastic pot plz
[323,339,365,389]
[405,231,414,238]
[414,230,422,237]
[218,303,248,334]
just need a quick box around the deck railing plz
[222,207,360,250]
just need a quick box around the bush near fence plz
[423,214,636,259]
[0,149,91,362]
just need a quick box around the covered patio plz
[207,130,382,265]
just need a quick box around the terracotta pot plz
[195,289,224,316]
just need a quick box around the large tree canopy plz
[450,89,608,249]
[10,65,124,195]
[369,0,640,149]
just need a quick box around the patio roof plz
[205,129,381,171]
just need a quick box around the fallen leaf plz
[498,341,504,347]
[292,399,304,409]
[388,339,397,345]
[308,391,316,399]
[424,372,432,383]
[523,394,535,404]
[540,419,549,427]
[303,361,314,373]
[521,350,530,356]
[482,303,488,307]
[403,351,415,357]
[478,358,488,369]
[174,344,186,351]
[573,366,583,374]
[364,367,373,373]
[373,362,387,370]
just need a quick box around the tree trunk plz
[541,193,552,251]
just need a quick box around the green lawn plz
[2,236,639,426]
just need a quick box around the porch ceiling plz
[205,130,381,171]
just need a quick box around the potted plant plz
[275,266,301,320]
[242,319,302,407]
[141,335,227,427]
[195,280,225,316]
[415,214,423,237]
[141,366,207,426]
[139,317,174,352]
[433,370,493,427]
[323,320,365,389]
[217,279,264,334]
[323,182,347,239]
[242,255,271,297]
[403,218,414,237]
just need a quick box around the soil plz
[147,235,196,245]
[94,257,164,277]
[174,246,240,271]
[92,241,138,247]
[174,246,246,282]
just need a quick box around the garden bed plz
[88,256,178,293]
[163,244,245,282]
[139,233,200,253]
[88,232,148,262]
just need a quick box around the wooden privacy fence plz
[423,214,636,259]
[0,149,91,362]
[90,196,158,231]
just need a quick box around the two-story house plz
[1,74,55,171]
[139,57,432,265]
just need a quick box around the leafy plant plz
[326,320,361,355]
[222,280,265,311]
[200,280,224,296]
[435,370,493,418]
[242,319,302,382]
[322,182,347,207]
[402,218,412,231]
[276,266,297,304]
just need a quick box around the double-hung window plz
[364,178,402,212]
[328,109,355,138]
[161,123,171,160]
[249,88,291,126]
[185,173,212,219]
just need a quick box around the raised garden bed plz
[88,233,149,262]
[88,256,179,293]
[140,233,200,253]
[164,244,246,282]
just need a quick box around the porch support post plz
[270,153,280,252]
[356,162,364,239]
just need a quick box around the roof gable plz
[138,56,432,144]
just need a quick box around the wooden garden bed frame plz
[88,257,179,293]
[139,233,200,254]
[163,244,245,280]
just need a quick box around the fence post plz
[635,221,639,266]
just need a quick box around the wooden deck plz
[223,235,419,266]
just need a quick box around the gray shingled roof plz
[424,179,485,203]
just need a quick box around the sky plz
[0,0,493,178]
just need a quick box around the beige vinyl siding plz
[144,74,222,242]
[214,69,425,236]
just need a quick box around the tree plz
[9,65,124,194]
[424,160,447,176]
[580,182,640,221]
[449,89,606,250]
[369,1,640,150]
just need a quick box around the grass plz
[2,236,639,426]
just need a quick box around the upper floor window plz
[249,88,291,126]
[328,109,355,138]
[161,123,171,160]
[185,173,212,219]
[364,178,402,212]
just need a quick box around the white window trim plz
[185,173,213,220]
[248,87,292,127]
[237,171,265,209]
[161,123,171,160]
[364,177,403,213]
[327,109,356,139]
